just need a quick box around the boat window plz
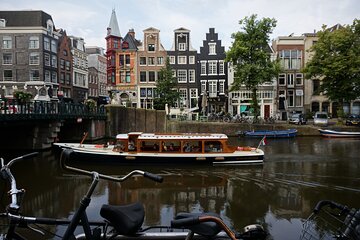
[205,141,223,152]
[162,141,181,152]
[182,141,202,153]
[140,140,160,152]
[113,140,126,152]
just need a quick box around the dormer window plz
[46,19,54,36]
[178,43,186,51]
[148,44,155,52]
[209,43,216,55]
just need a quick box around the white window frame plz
[30,69,40,81]
[178,42,186,51]
[139,57,147,66]
[287,73,294,87]
[3,69,13,81]
[287,90,295,107]
[208,80,217,98]
[29,52,40,65]
[2,53,12,65]
[44,37,50,51]
[51,55,57,68]
[2,36,12,49]
[44,53,50,66]
[189,69,195,83]
[209,43,216,55]
[208,60,217,75]
[169,56,175,64]
[201,80,207,94]
[157,57,164,65]
[278,73,286,86]
[296,73,303,86]
[178,56,187,64]
[200,61,207,75]
[148,57,155,66]
[219,80,225,94]
[219,60,225,75]
[29,36,39,49]
[189,56,195,64]
[179,88,187,107]
[177,70,187,83]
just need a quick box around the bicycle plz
[300,200,360,240]
[1,149,267,240]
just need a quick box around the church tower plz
[105,9,121,89]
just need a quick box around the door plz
[264,105,270,119]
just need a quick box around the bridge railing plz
[0,100,107,121]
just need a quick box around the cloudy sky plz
[2,0,359,50]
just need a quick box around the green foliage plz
[13,90,32,103]
[226,14,281,118]
[154,58,180,113]
[303,19,360,110]
[84,99,97,110]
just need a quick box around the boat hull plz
[54,143,264,166]
[318,129,360,138]
[241,129,297,138]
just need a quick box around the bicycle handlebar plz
[60,149,163,183]
[314,200,349,214]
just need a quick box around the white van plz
[313,112,329,126]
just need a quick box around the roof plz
[123,32,141,50]
[116,133,228,140]
[0,10,55,29]
[107,9,121,38]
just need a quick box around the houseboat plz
[54,132,264,166]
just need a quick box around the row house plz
[69,36,88,103]
[86,46,108,104]
[138,27,167,109]
[198,28,228,114]
[167,28,198,115]
[58,29,73,101]
[0,10,60,101]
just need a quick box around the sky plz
[2,0,359,51]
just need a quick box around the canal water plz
[1,136,360,239]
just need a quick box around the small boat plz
[239,129,298,138]
[54,132,264,166]
[318,129,360,138]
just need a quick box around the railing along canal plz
[0,100,106,121]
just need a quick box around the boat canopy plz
[137,133,228,141]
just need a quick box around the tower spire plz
[107,8,121,37]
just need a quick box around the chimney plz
[128,28,135,38]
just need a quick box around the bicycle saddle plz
[100,202,144,235]
[174,212,222,237]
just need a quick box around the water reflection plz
[1,137,360,240]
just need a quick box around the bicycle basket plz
[300,207,360,240]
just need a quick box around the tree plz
[226,14,281,118]
[154,58,180,114]
[303,19,360,117]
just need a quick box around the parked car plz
[345,114,360,126]
[288,113,307,125]
[313,112,329,126]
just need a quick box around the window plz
[178,56,186,64]
[66,73,71,84]
[208,61,217,75]
[169,56,175,64]
[140,57,146,65]
[148,57,155,65]
[149,71,156,82]
[201,61,207,75]
[51,55,57,68]
[148,44,155,52]
[179,89,187,107]
[209,80,217,97]
[313,79,320,95]
[287,74,294,87]
[30,69,40,81]
[52,72,57,83]
[189,69,195,83]
[45,71,51,82]
[201,81,207,94]
[219,80,225,94]
[44,37,50,51]
[296,73,303,85]
[60,59,65,69]
[189,56,195,64]
[29,53,40,65]
[63,50,68,56]
[278,74,286,85]
[29,36,39,49]
[157,57,164,65]
[126,71,131,83]
[177,70,187,83]
[44,53,50,66]
[60,72,65,84]
[279,50,302,70]
[178,42,186,51]
[3,70,13,80]
[190,88,198,108]
[2,36,12,49]
[219,61,225,75]
[295,90,303,107]
[140,71,146,82]
[125,55,130,65]
[287,90,294,107]
[2,53,12,65]
[119,55,124,66]
[65,61,71,71]
[209,43,216,55]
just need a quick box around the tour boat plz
[54,132,264,166]
[318,129,360,138]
